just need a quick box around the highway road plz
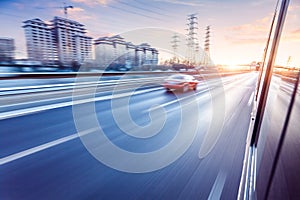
[0,72,258,200]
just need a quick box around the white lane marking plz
[0,87,162,120]
[0,127,98,165]
[0,86,154,109]
[208,170,227,200]
[0,77,164,93]
[144,74,255,113]
[247,92,254,106]
[1,82,78,91]
[0,81,102,94]
[144,88,210,113]
[167,93,211,113]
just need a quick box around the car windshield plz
[0,0,299,200]
[169,75,185,79]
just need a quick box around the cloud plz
[69,8,94,23]
[12,2,25,10]
[71,0,111,7]
[229,16,271,33]
[225,15,273,45]
[70,14,93,22]
[224,36,267,45]
[69,7,85,13]
[230,23,268,33]
[51,6,92,23]
[225,27,300,46]
[282,29,300,42]
[288,5,300,12]
[250,0,275,7]
[291,29,300,34]
[154,0,204,7]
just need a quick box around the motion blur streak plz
[0,72,261,199]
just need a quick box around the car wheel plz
[193,85,197,91]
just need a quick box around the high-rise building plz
[23,17,92,67]
[23,18,57,65]
[51,17,92,66]
[0,38,15,62]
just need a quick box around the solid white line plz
[208,170,227,200]
[0,77,164,96]
[0,127,98,165]
[144,88,210,113]
[0,86,155,109]
[247,92,254,106]
[144,74,254,113]
[0,81,90,92]
[0,81,117,95]
[0,77,164,93]
[0,87,162,120]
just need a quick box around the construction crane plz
[35,3,74,18]
[62,3,73,18]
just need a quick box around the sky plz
[0,0,299,67]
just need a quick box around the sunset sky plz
[0,0,299,67]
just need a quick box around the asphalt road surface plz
[1,73,258,200]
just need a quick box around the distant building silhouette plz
[0,38,15,62]
[94,35,158,70]
[23,17,92,68]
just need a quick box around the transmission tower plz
[204,26,210,54]
[286,56,292,69]
[203,25,211,66]
[195,40,200,65]
[171,33,180,63]
[186,13,199,66]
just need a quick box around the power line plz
[34,3,73,18]
[131,0,168,12]
[115,0,168,17]
[107,4,161,21]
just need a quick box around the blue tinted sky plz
[0,0,299,66]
